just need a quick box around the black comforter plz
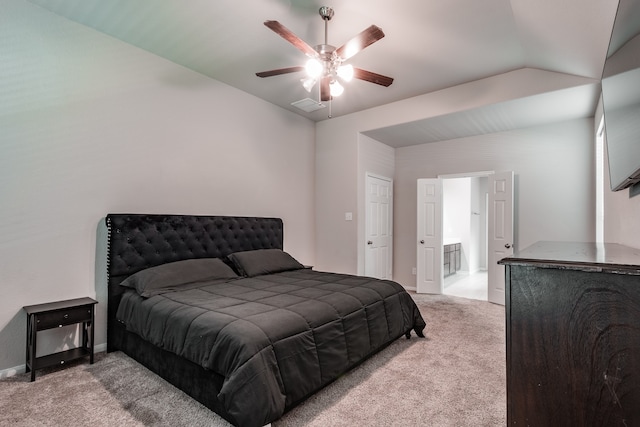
[116,269,426,427]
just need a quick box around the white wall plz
[392,118,595,288]
[0,0,315,375]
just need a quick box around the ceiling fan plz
[256,6,394,102]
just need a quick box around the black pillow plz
[227,249,304,277]
[120,258,238,297]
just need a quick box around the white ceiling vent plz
[291,98,326,113]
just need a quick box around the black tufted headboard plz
[105,214,284,351]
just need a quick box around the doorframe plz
[364,172,394,279]
[438,171,495,179]
[416,170,513,304]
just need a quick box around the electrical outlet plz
[412,267,417,275]
[345,212,353,221]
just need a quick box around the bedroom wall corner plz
[314,118,359,274]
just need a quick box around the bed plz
[106,214,426,427]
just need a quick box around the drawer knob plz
[60,361,64,365]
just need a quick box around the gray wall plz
[0,1,316,374]
[392,118,596,288]
[316,69,598,283]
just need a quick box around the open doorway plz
[416,171,513,305]
[441,176,488,301]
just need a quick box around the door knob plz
[505,243,512,249]
[420,240,425,244]
[367,240,373,245]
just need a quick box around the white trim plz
[597,116,605,137]
[366,171,393,182]
[438,171,494,179]
[595,116,605,243]
[0,364,25,379]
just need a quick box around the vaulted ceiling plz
[27,0,627,146]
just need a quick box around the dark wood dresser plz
[499,241,640,426]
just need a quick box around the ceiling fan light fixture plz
[258,7,393,112]
[337,64,354,82]
[301,77,317,92]
[329,80,344,97]
[305,58,323,78]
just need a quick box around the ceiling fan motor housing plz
[314,45,341,79]
[316,7,339,78]
[319,7,334,21]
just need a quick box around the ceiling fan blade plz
[264,20,318,57]
[256,66,304,78]
[320,77,331,102]
[353,67,394,87]
[335,25,385,60]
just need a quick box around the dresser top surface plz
[499,241,640,273]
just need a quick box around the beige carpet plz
[0,294,505,426]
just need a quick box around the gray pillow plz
[120,258,238,297]
[228,249,304,277]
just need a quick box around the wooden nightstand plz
[23,297,97,381]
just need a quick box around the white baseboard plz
[0,364,25,379]
[0,342,107,379]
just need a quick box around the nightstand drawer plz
[36,306,93,330]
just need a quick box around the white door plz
[365,174,393,279]
[487,171,514,305]
[416,178,443,293]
